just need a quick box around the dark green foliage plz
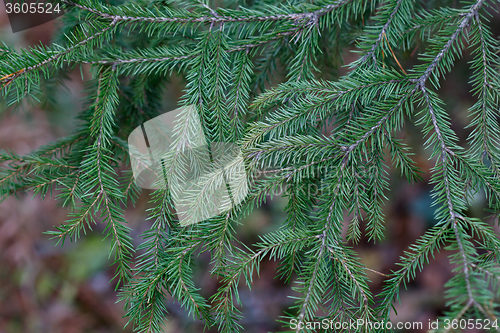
[1,0,500,331]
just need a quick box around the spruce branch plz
[62,0,352,25]
[378,222,451,317]
[358,0,405,65]
[1,0,499,331]
[0,19,118,99]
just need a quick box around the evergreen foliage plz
[1,0,500,331]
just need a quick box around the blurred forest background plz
[0,2,499,332]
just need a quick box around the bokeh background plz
[0,3,499,332]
